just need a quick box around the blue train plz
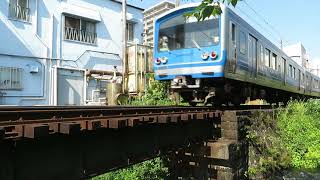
[153,3,320,106]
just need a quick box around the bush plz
[92,158,168,180]
[247,100,320,178]
[246,111,291,177]
[129,75,175,106]
[277,100,320,169]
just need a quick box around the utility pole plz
[122,0,127,93]
[175,0,180,7]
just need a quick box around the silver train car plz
[153,3,320,106]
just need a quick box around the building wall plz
[283,42,308,68]
[0,0,144,105]
[143,1,175,46]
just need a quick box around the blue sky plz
[128,0,320,62]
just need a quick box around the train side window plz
[282,58,286,74]
[240,31,247,54]
[272,53,277,70]
[260,45,264,64]
[231,23,236,42]
[293,67,296,80]
[265,48,270,67]
[289,65,293,78]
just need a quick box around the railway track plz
[0,105,277,140]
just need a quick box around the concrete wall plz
[0,0,144,105]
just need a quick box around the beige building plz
[143,1,175,46]
[283,42,310,68]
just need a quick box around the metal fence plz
[9,3,30,22]
[64,27,97,45]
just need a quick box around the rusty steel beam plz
[0,106,223,140]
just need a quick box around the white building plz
[0,0,144,106]
[143,0,175,46]
[283,42,310,68]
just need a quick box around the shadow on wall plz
[81,0,121,49]
[37,0,50,39]
[0,18,34,56]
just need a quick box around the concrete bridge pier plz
[167,111,249,180]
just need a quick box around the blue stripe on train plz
[155,72,225,81]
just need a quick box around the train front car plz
[154,4,227,106]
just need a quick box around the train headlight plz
[201,52,210,60]
[161,57,168,64]
[155,58,161,65]
[210,51,218,60]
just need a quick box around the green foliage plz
[91,158,168,180]
[246,111,291,177]
[247,100,320,178]
[185,0,239,21]
[277,100,320,169]
[129,74,176,106]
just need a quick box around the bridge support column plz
[167,111,249,180]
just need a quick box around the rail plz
[0,105,276,140]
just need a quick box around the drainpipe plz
[122,0,127,93]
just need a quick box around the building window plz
[239,31,246,54]
[265,48,270,67]
[64,16,97,45]
[127,21,135,42]
[0,67,23,90]
[9,0,30,22]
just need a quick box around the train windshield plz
[158,15,220,52]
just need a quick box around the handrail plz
[64,27,97,45]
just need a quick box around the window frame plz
[126,21,135,42]
[64,15,97,45]
[260,45,264,65]
[289,64,293,78]
[8,0,30,22]
[271,53,277,70]
[239,30,247,55]
[265,48,271,67]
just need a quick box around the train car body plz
[153,3,320,105]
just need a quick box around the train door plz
[282,58,287,86]
[228,22,237,73]
[298,70,301,91]
[248,35,257,78]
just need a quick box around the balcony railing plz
[64,27,97,45]
[9,3,30,22]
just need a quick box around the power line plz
[242,0,292,46]
[236,6,284,47]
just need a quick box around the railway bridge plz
[0,106,274,180]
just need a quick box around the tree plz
[185,0,240,21]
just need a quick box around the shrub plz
[277,100,320,169]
